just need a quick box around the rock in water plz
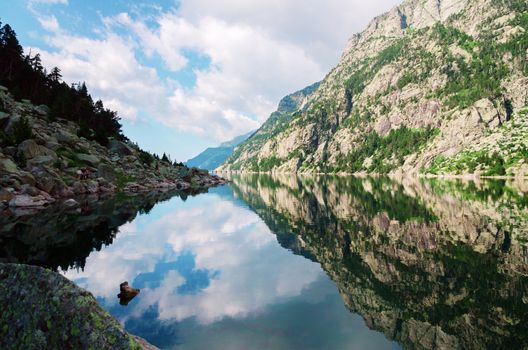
[118,281,140,306]
[0,263,157,349]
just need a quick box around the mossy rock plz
[0,263,154,350]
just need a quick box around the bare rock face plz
[220,0,528,176]
[17,139,56,160]
[0,263,157,349]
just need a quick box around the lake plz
[1,174,527,349]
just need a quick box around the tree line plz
[0,20,124,146]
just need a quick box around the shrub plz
[12,116,33,144]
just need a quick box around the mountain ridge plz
[185,131,254,170]
[219,0,528,177]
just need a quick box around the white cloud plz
[36,15,60,32]
[30,0,68,4]
[31,0,402,144]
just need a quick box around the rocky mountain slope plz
[227,173,528,349]
[219,0,528,177]
[185,131,253,170]
[0,86,226,209]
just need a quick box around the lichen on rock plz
[0,263,157,350]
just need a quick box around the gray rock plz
[54,130,77,145]
[34,104,50,116]
[77,153,100,167]
[3,114,20,133]
[85,180,99,194]
[0,263,156,350]
[72,181,86,195]
[27,155,57,168]
[17,139,56,160]
[8,194,53,207]
[63,199,79,208]
[0,157,19,174]
[20,184,40,196]
[108,140,134,156]
[98,163,117,183]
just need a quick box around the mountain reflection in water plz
[1,175,527,350]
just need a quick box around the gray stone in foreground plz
[0,263,158,350]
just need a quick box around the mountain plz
[219,0,528,177]
[185,131,253,170]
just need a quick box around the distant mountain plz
[186,131,254,170]
[219,0,528,177]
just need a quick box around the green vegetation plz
[344,38,408,98]
[115,171,136,190]
[254,156,283,172]
[427,151,508,176]
[0,116,34,146]
[333,126,439,173]
[430,23,525,108]
[11,116,33,144]
[138,149,155,166]
[0,20,124,146]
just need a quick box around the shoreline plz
[1,173,227,211]
[215,170,528,180]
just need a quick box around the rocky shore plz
[0,263,158,350]
[0,86,226,209]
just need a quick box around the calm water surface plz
[1,175,527,349]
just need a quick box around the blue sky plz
[0,0,401,161]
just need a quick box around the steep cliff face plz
[220,0,528,176]
[227,174,528,349]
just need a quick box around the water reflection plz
[1,175,527,349]
[50,186,395,349]
[0,190,196,270]
[227,174,528,350]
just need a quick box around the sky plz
[0,0,401,161]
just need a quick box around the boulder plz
[54,130,77,145]
[117,281,141,306]
[8,194,53,207]
[4,114,20,134]
[26,155,57,168]
[72,181,86,195]
[20,184,40,196]
[0,188,15,202]
[0,158,19,174]
[34,174,69,197]
[63,199,79,208]
[34,104,50,116]
[17,140,56,160]
[85,180,99,194]
[77,154,100,167]
[0,263,156,350]
[44,135,60,151]
[108,140,134,156]
[97,163,117,183]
